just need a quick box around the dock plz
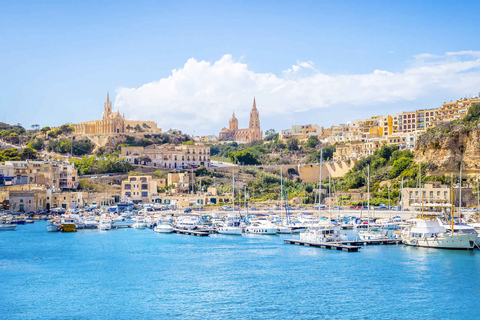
[339,239,403,246]
[284,239,360,252]
[173,229,210,237]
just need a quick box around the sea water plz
[1,222,480,319]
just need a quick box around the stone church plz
[219,98,263,143]
[71,93,160,135]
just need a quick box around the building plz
[402,182,450,211]
[167,172,192,190]
[4,160,78,190]
[219,98,263,143]
[431,97,480,127]
[121,176,158,203]
[121,144,211,169]
[279,124,323,141]
[9,190,48,212]
[71,93,161,135]
[0,164,15,186]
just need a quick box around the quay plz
[339,239,403,246]
[173,229,210,237]
[284,239,360,252]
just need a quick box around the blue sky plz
[1,1,480,135]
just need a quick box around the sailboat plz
[401,165,475,250]
[300,149,348,243]
[358,164,389,241]
[218,169,243,235]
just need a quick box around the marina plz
[1,220,480,319]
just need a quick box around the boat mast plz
[459,163,462,220]
[328,170,332,222]
[420,162,424,219]
[280,170,284,224]
[318,149,323,219]
[388,185,391,221]
[400,177,404,213]
[451,174,454,233]
[367,164,370,230]
[232,169,235,210]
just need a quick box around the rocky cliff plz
[415,120,480,173]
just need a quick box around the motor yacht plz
[0,223,17,231]
[300,226,348,243]
[358,228,389,241]
[47,218,61,232]
[245,219,278,235]
[402,219,475,250]
[132,217,147,229]
[217,221,243,235]
[153,223,174,233]
[98,218,112,231]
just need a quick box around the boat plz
[217,221,243,235]
[47,219,61,232]
[401,167,475,250]
[98,218,112,231]
[402,218,474,250]
[59,217,76,233]
[0,223,17,231]
[245,218,278,235]
[300,226,348,243]
[83,215,99,229]
[153,223,174,233]
[132,217,147,229]
[358,228,389,240]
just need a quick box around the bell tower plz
[229,111,239,131]
[249,97,260,129]
[103,92,112,119]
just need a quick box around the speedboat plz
[60,217,76,233]
[132,217,147,229]
[98,218,112,231]
[402,219,475,250]
[358,228,389,240]
[153,223,174,233]
[245,219,278,235]
[83,215,99,229]
[0,223,17,231]
[47,219,61,232]
[300,226,348,243]
[217,221,243,235]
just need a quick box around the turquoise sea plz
[1,221,480,319]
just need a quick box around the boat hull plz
[217,227,243,235]
[0,224,17,231]
[403,234,474,250]
[154,226,174,233]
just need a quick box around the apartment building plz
[279,124,323,141]
[121,176,158,203]
[0,164,15,186]
[431,97,480,127]
[121,144,211,169]
[4,160,78,190]
[401,182,450,211]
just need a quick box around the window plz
[125,184,131,190]
[410,191,413,198]
[20,199,23,203]
[130,177,136,182]
[141,184,148,190]
[125,192,131,197]
[142,192,148,197]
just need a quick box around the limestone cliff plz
[415,120,480,173]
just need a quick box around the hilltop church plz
[71,93,161,135]
[219,98,263,143]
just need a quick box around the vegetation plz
[0,148,37,162]
[47,138,93,155]
[70,155,134,175]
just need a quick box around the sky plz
[1,0,480,135]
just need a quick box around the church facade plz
[219,98,263,143]
[71,93,161,135]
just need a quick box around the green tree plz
[305,136,319,148]
[286,138,299,151]
[40,126,51,138]
[228,150,261,165]
[390,157,413,178]
[20,147,37,160]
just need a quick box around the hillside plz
[415,104,480,172]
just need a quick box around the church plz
[219,98,263,143]
[71,93,161,135]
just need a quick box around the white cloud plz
[114,51,480,134]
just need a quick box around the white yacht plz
[402,219,475,250]
[47,219,61,232]
[132,217,147,229]
[98,218,112,231]
[358,228,389,241]
[300,226,348,243]
[153,223,174,233]
[245,219,278,235]
[0,223,17,231]
[83,215,99,229]
[175,215,201,230]
[217,222,243,235]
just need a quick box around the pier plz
[339,239,403,246]
[173,229,210,237]
[284,239,360,252]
